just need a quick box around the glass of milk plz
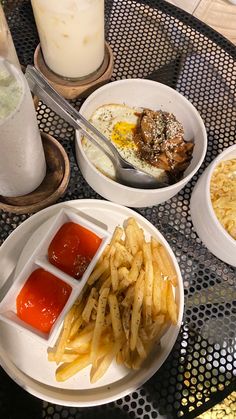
[31,0,105,79]
[0,58,46,197]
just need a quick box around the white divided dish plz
[75,79,207,208]
[0,200,184,406]
[190,145,236,267]
[0,208,110,343]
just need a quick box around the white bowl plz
[190,145,236,267]
[0,208,110,343]
[75,79,207,208]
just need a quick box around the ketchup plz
[48,222,102,279]
[16,268,72,334]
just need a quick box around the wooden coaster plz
[0,132,70,214]
[34,42,114,100]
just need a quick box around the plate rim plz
[0,199,184,406]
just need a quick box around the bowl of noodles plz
[190,145,236,266]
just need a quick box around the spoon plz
[25,65,168,189]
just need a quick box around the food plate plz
[0,199,184,406]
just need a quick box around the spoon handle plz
[25,65,124,166]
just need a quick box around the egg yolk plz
[48,222,102,279]
[111,121,137,149]
[16,268,72,334]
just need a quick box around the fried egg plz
[82,104,168,183]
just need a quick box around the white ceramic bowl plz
[190,145,236,267]
[75,79,207,208]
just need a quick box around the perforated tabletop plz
[0,1,236,418]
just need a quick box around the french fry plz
[121,284,135,307]
[96,267,110,287]
[122,341,132,369]
[139,327,149,344]
[132,352,143,370]
[152,261,163,316]
[158,245,178,287]
[98,244,109,261]
[110,253,118,291]
[118,266,129,283]
[143,242,153,325]
[166,280,178,324]
[147,314,165,340]
[54,304,77,364]
[82,288,97,323]
[90,349,113,384]
[48,346,89,363]
[161,280,168,314]
[122,305,131,340]
[69,315,84,339]
[154,320,171,343]
[91,309,97,321]
[125,223,139,256]
[130,270,145,351]
[106,226,123,258]
[88,258,109,285]
[116,349,123,365]
[108,294,123,340]
[90,287,110,365]
[56,343,111,382]
[67,324,95,349]
[152,238,177,287]
[114,242,133,268]
[136,336,147,359]
[90,340,121,384]
[152,244,166,277]
[69,299,87,338]
[56,352,91,382]
[99,276,111,294]
[104,313,111,328]
[127,217,145,250]
[120,250,143,289]
[113,245,124,268]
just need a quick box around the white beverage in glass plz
[0,58,46,197]
[31,0,105,79]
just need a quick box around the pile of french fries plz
[48,217,178,383]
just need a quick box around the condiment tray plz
[0,207,110,343]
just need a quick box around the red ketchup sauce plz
[16,268,72,334]
[48,222,102,279]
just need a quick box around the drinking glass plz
[0,58,46,197]
[31,0,105,79]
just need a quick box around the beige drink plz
[0,58,46,197]
[31,0,105,79]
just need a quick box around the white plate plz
[0,199,184,406]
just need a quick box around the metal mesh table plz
[0,0,236,418]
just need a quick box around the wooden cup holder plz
[0,132,70,214]
[34,42,114,100]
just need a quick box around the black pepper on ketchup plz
[48,222,102,279]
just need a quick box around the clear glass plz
[0,4,21,69]
[0,58,46,197]
[31,0,105,79]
